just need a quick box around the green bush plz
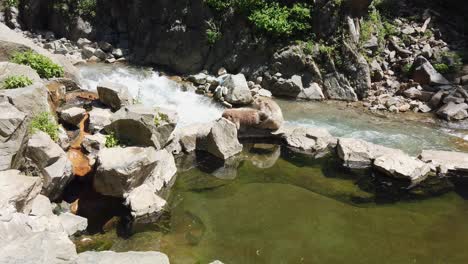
[30,112,59,142]
[2,75,33,89]
[206,20,222,45]
[433,63,450,74]
[77,0,96,19]
[5,0,19,7]
[248,2,311,37]
[432,51,463,74]
[11,51,64,79]
[402,63,412,76]
[204,0,233,11]
[105,132,120,148]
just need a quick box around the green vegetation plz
[432,51,463,74]
[30,112,59,142]
[204,0,312,38]
[433,63,450,74]
[248,2,311,37]
[77,0,96,19]
[105,132,120,148]
[154,112,170,126]
[360,8,396,48]
[206,20,221,45]
[52,0,96,20]
[402,63,412,76]
[11,51,64,79]
[5,0,19,8]
[2,75,33,89]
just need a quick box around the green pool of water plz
[77,146,468,264]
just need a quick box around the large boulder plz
[142,149,177,192]
[94,147,159,197]
[105,104,178,149]
[97,81,132,110]
[223,74,253,105]
[58,213,87,236]
[322,72,358,101]
[373,154,431,184]
[436,102,468,121]
[205,118,243,160]
[412,56,450,86]
[0,62,42,85]
[26,131,73,200]
[171,122,213,153]
[0,170,42,213]
[59,107,86,127]
[76,251,169,264]
[419,150,468,175]
[0,83,50,117]
[337,138,404,169]
[262,74,304,98]
[88,107,112,132]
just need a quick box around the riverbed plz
[77,64,468,264]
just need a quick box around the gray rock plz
[173,122,213,153]
[94,48,107,60]
[26,132,73,200]
[276,126,335,155]
[370,60,384,81]
[77,38,91,48]
[413,56,450,86]
[263,74,304,98]
[297,83,325,100]
[0,62,42,85]
[58,213,87,236]
[0,83,50,116]
[94,147,160,197]
[223,74,253,105]
[98,41,113,52]
[77,251,169,264]
[0,101,27,170]
[97,81,132,110]
[81,133,106,155]
[105,104,177,149]
[142,149,177,193]
[323,73,358,101]
[419,150,468,175]
[88,107,112,132]
[81,46,96,59]
[125,184,167,220]
[59,107,86,126]
[373,154,431,184]
[436,102,468,121]
[0,170,42,213]
[205,118,243,160]
[111,48,124,58]
[30,195,53,217]
[188,73,207,85]
[337,138,404,169]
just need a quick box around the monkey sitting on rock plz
[222,96,284,132]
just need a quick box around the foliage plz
[206,20,222,45]
[77,0,96,19]
[105,132,120,148]
[433,63,450,74]
[302,40,315,55]
[432,51,463,74]
[154,112,170,126]
[11,51,64,79]
[402,63,412,76]
[52,0,96,20]
[204,0,232,12]
[373,0,399,18]
[248,2,311,37]
[2,75,33,89]
[5,0,18,8]
[30,112,59,142]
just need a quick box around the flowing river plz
[77,64,468,264]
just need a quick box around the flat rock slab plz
[374,154,430,184]
[277,126,336,154]
[419,150,468,174]
[337,138,404,169]
[77,251,169,264]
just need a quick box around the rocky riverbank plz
[1,0,468,262]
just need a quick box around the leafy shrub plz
[11,51,64,79]
[204,0,233,11]
[154,112,170,126]
[248,2,311,37]
[206,20,222,45]
[433,63,450,74]
[2,75,33,89]
[105,132,120,148]
[77,0,96,19]
[5,0,18,7]
[402,63,412,76]
[30,112,59,142]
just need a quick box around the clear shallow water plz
[77,146,468,264]
[78,64,467,154]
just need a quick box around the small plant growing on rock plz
[30,112,59,141]
[206,20,222,45]
[105,132,120,148]
[11,50,64,79]
[2,75,33,89]
[433,63,450,74]
[154,112,170,126]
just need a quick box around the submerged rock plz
[76,251,169,264]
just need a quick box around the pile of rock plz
[22,31,127,65]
